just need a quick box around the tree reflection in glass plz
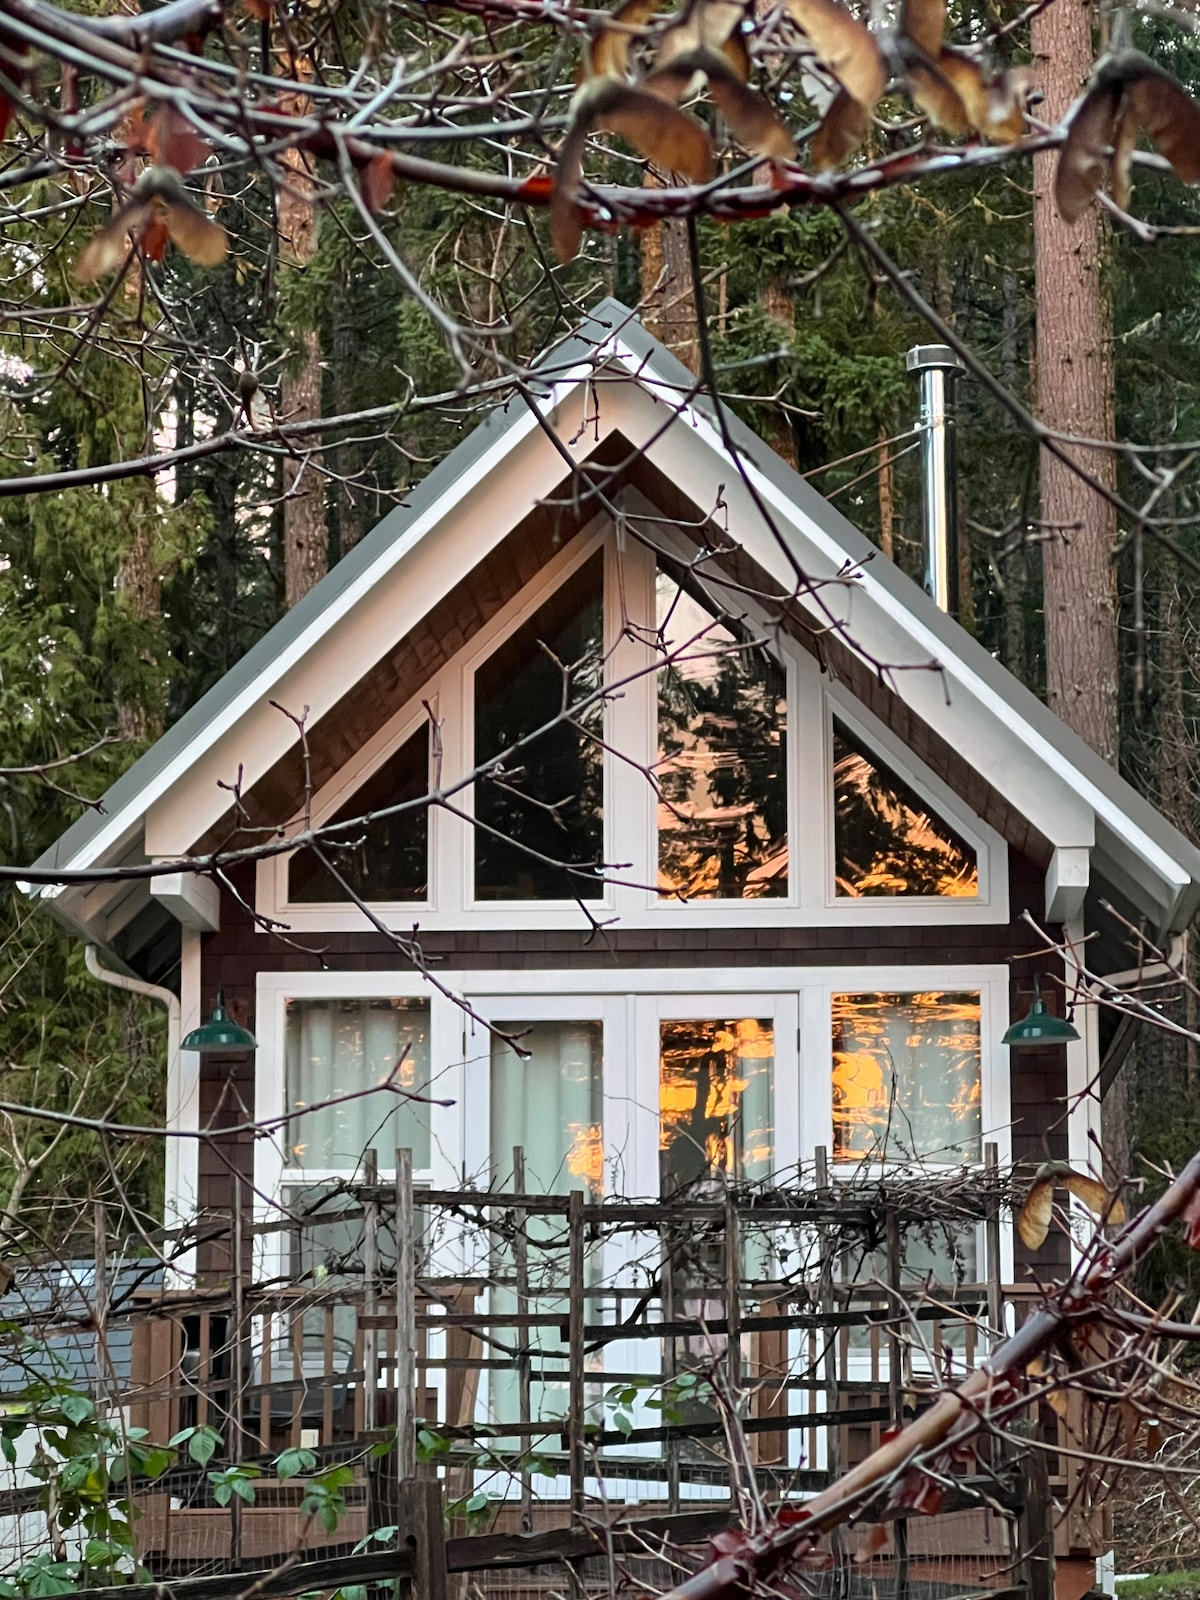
[832,717,978,897]
[659,1018,774,1195]
[656,574,787,900]
[474,554,605,900]
[832,991,982,1164]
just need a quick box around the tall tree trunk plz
[760,279,798,469]
[640,174,699,373]
[279,147,327,609]
[1032,0,1118,765]
[115,482,163,742]
[1000,268,1029,684]
[877,427,895,560]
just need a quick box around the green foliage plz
[208,1464,261,1507]
[169,1423,223,1467]
[1118,1573,1200,1596]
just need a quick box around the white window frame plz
[255,512,1007,932]
[253,969,465,1284]
[631,992,800,1199]
[821,682,1003,918]
[256,964,1008,1205]
[251,963,1012,1488]
[461,993,630,1196]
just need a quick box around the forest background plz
[1,0,1199,1268]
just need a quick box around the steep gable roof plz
[30,298,1200,979]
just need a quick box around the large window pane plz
[832,718,978,898]
[284,998,432,1172]
[490,1021,603,1196]
[659,1018,774,1193]
[657,575,787,900]
[831,991,981,1164]
[289,727,429,903]
[474,555,604,901]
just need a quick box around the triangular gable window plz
[474,551,605,901]
[289,725,430,903]
[832,717,978,898]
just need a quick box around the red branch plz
[659,1151,1200,1600]
[0,0,1065,235]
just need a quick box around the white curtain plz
[284,998,431,1173]
[487,1021,602,1434]
[490,1022,602,1194]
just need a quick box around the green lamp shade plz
[182,990,257,1053]
[1002,995,1080,1048]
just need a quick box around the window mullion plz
[607,534,656,913]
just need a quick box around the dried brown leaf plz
[146,103,211,176]
[722,29,752,82]
[1062,1170,1126,1223]
[1055,78,1122,222]
[933,49,990,128]
[809,86,870,166]
[76,201,153,282]
[162,198,229,266]
[361,151,396,214]
[984,66,1032,143]
[783,0,886,109]
[905,53,970,134]
[1017,1176,1054,1251]
[141,213,171,262]
[551,79,713,262]
[899,0,944,62]
[647,45,794,157]
[707,65,795,157]
[1126,54,1200,184]
[588,0,665,79]
[602,86,713,174]
[1111,104,1138,209]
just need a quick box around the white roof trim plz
[33,303,1200,937]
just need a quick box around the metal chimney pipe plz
[906,344,965,616]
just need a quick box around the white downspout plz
[85,943,180,1061]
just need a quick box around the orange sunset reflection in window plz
[566,1121,604,1191]
[832,991,981,1164]
[659,1018,774,1192]
[833,719,978,898]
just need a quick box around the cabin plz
[29,299,1200,1600]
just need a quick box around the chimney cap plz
[906,344,966,375]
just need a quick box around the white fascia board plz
[144,372,604,858]
[599,343,1193,898]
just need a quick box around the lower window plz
[831,990,982,1165]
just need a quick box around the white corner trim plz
[1045,846,1090,925]
[151,870,221,932]
[165,928,202,1285]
